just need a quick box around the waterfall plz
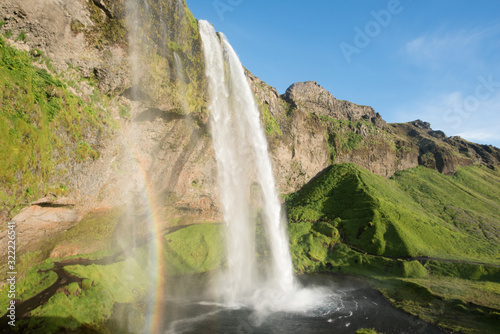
[199,21,295,306]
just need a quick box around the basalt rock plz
[283,81,387,129]
[390,121,500,175]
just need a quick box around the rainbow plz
[131,149,167,334]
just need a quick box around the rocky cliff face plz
[247,79,499,179]
[0,0,217,263]
[390,120,500,175]
[283,81,387,129]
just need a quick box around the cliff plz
[248,79,499,181]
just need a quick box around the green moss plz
[0,265,57,310]
[66,282,82,296]
[8,223,226,332]
[392,165,500,251]
[64,260,149,305]
[70,19,85,34]
[15,30,27,42]
[22,282,115,333]
[56,208,126,257]
[285,162,500,333]
[376,277,500,334]
[355,329,383,334]
[318,116,387,161]
[75,141,100,161]
[164,224,225,275]
[169,40,183,52]
[402,261,428,278]
[424,261,500,282]
[0,36,112,217]
[85,0,127,49]
[258,101,282,137]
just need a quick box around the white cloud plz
[455,131,500,143]
[401,24,500,66]
[392,24,500,148]
[392,90,500,148]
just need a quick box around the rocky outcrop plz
[248,78,416,180]
[0,0,129,93]
[284,81,387,129]
[0,198,77,256]
[249,77,499,179]
[246,72,332,194]
[390,120,500,175]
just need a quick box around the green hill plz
[286,163,500,265]
[285,163,500,334]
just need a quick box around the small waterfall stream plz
[199,21,295,308]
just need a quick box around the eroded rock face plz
[284,81,387,129]
[390,121,500,175]
[0,0,129,93]
[249,77,500,180]
[247,76,408,183]
[0,202,77,255]
[246,72,332,194]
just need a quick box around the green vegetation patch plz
[53,208,126,258]
[289,221,338,273]
[377,278,500,334]
[164,224,225,275]
[355,329,383,334]
[424,260,500,283]
[10,223,226,332]
[64,260,150,305]
[319,116,390,161]
[20,281,115,333]
[285,162,500,333]
[286,163,500,264]
[0,36,112,216]
[259,101,282,137]
[392,165,500,248]
[0,264,57,311]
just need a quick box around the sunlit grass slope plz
[286,163,500,265]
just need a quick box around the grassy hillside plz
[285,163,500,333]
[393,165,500,246]
[286,163,499,265]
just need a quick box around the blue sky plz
[188,0,500,148]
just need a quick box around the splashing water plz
[199,20,299,311]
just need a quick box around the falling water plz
[199,21,295,307]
